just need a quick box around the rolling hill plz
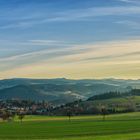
[0,78,139,104]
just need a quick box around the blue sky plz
[0,0,140,79]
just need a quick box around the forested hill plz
[88,89,140,101]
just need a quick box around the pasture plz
[0,112,140,140]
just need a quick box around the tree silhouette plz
[1,110,10,121]
[18,113,25,122]
[66,108,72,122]
[101,106,108,121]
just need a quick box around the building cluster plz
[0,100,54,115]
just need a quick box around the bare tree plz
[101,106,108,121]
[18,113,25,122]
[66,108,72,122]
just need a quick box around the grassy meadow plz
[0,112,140,140]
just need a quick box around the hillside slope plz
[0,78,139,104]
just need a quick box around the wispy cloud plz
[0,42,88,64]
[0,39,69,46]
[0,39,140,79]
[0,6,140,29]
[115,20,140,29]
[27,40,73,46]
[0,1,140,79]
[119,0,140,4]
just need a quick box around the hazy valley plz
[0,78,140,105]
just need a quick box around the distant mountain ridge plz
[0,78,140,104]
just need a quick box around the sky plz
[0,0,140,79]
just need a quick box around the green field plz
[0,112,140,140]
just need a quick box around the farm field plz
[0,112,140,140]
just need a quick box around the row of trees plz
[0,110,25,122]
[66,106,108,121]
[88,89,140,101]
